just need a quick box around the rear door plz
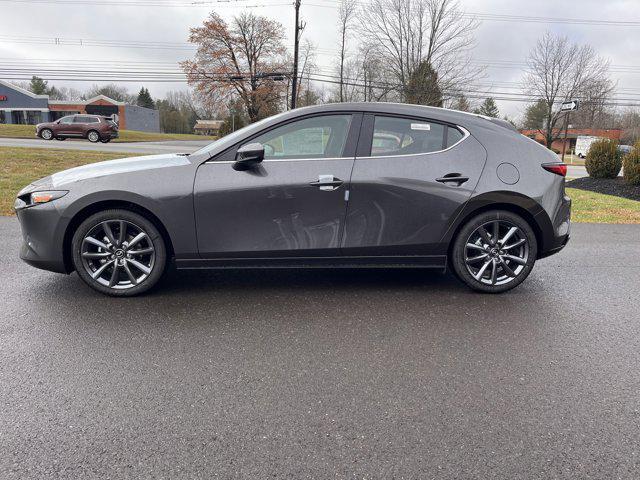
[73,115,98,136]
[342,113,486,256]
[194,113,361,259]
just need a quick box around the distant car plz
[618,145,632,156]
[36,114,118,143]
[575,135,599,158]
[16,102,571,296]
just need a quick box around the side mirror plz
[233,143,264,170]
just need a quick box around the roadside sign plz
[560,100,579,112]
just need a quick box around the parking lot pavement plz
[1,217,639,478]
[0,137,211,155]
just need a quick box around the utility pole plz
[290,0,302,110]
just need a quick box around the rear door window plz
[369,116,447,156]
[74,116,100,123]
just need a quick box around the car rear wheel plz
[40,128,53,140]
[71,209,167,296]
[451,210,537,293]
[87,130,100,143]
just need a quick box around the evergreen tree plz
[523,99,548,129]
[452,95,471,112]
[136,87,156,109]
[404,61,443,107]
[29,76,49,95]
[475,97,500,118]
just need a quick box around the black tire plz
[71,209,167,296]
[40,128,53,140]
[450,210,537,293]
[87,130,100,143]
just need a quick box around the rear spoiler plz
[486,117,517,132]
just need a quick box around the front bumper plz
[16,201,69,274]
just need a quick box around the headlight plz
[15,190,68,210]
[30,190,68,204]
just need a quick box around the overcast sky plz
[1,0,639,120]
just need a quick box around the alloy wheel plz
[80,220,155,290]
[88,131,99,142]
[41,129,53,140]
[464,220,529,286]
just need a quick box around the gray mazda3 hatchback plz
[15,103,570,296]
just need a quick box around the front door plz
[56,116,77,135]
[343,114,487,256]
[194,113,360,259]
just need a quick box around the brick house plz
[519,128,623,153]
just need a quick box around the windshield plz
[189,112,289,157]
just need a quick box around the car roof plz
[280,102,516,133]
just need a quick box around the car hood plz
[45,153,192,188]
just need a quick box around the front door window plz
[247,115,352,159]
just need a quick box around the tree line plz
[13,0,639,145]
[180,0,637,146]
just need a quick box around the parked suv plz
[36,115,118,143]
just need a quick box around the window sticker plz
[411,123,431,131]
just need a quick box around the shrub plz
[623,141,640,185]
[585,139,622,179]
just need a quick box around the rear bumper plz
[537,194,571,259]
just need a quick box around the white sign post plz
[560,100,579,162]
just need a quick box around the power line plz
[3,0,640,30]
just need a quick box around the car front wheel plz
[71,209,167,296]
[450,210,537,293]
[40,128,53,140]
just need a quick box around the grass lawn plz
[566,187,640,224]
[0,147,137,215]
[2,146,640,224]
[0,123,216,143]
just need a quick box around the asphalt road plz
[1,218,639,479]
[0,137,211,155]
[1,137,594,178]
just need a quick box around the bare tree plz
[357,0,481,102]
[571,78,615,129]
[181,12,288,123]
[293,39,321,107]
[523,32,612,148]
[337,0,358,102]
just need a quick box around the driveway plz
[0,137,211,155]
[1,218,639,478]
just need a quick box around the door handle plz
[436,174,469,186]
[310,175,344,191]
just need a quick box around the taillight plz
[542,163,567,177]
